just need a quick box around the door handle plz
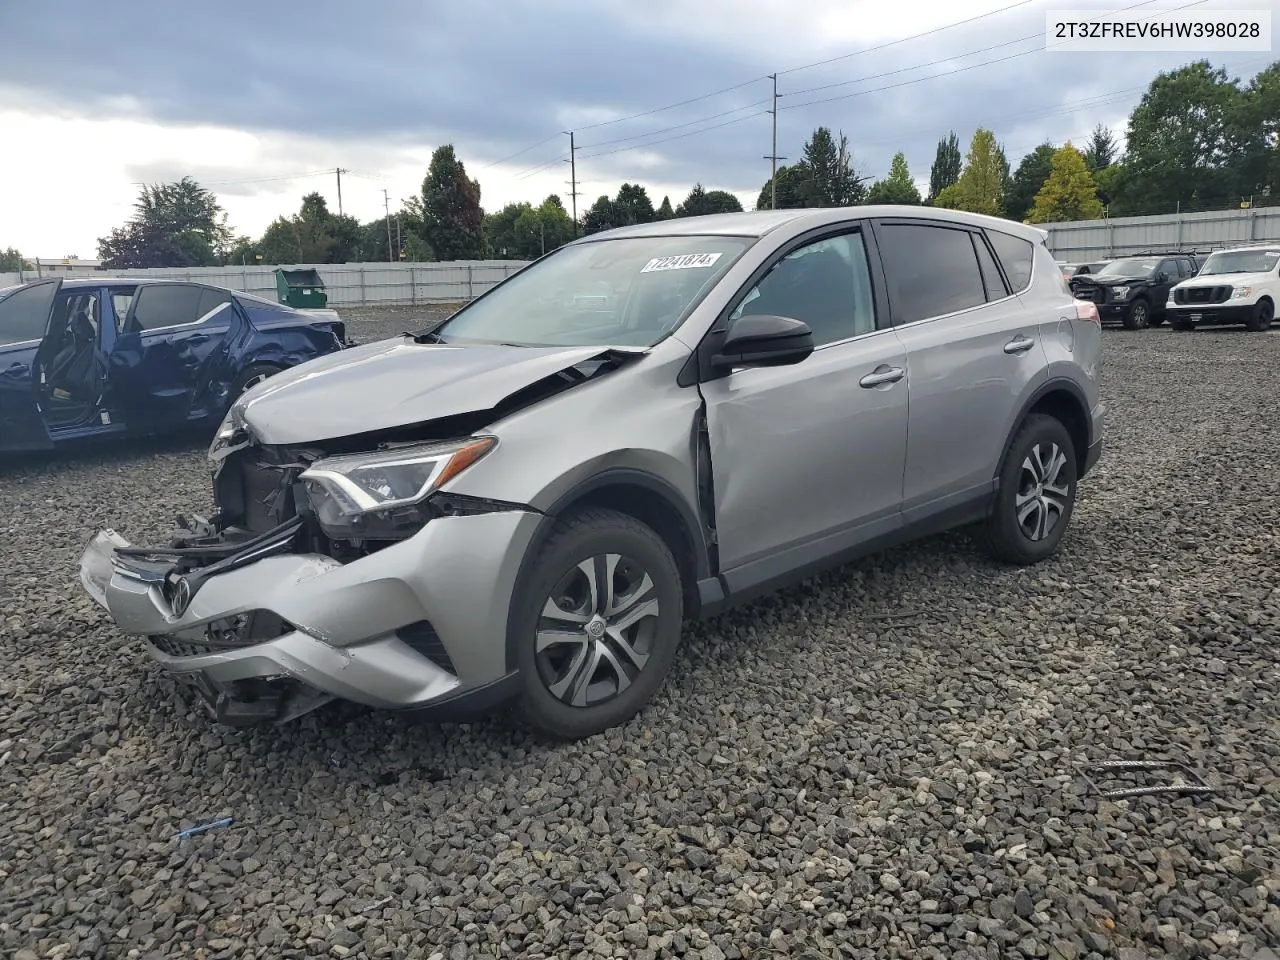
[859,365,905,388]
[1003,335,1035,355]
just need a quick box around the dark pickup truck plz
[1068,253,1199,330]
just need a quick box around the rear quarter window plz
[986,230,1035,293]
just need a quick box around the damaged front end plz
[78,344,643,728]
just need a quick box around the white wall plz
[0,260,534,306]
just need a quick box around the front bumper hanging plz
[78,505,539,726]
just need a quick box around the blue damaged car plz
[0,277,350,452]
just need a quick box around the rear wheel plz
[1122,298,1151,330]
[230,363,283,402]
[512,507,684,740]
[981,414,1078,566]
[1244,298,1274,332]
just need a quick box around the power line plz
[781,0,1207,112]
[579,98,772,151]
[478,0,1042,171]
[577,110,772,161]
[574,76,772,133]
[775,0,1040,76]
[479,132,563,171]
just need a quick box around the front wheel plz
[1122,298,1150,330]
[1245,298,1274,332]
[512,507,684,740]
[981,413,1078,566]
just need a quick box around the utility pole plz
[564,131,580,238]
[383,189,393,263]
[335,168,348,216]
[764,74,786,210]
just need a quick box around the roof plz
[1208,243,1280,254]
[576,205,1049,244]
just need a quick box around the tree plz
[1027,144,1105,223]
[675,184,743,217]
[1112,60,1249,215]
[486,202,536,257]
[756,164,808,210]
[421,144,485,261]
[1005,143,1058,222]
[254,192,361,264]
[0,247,31,271]
[613,183,656,225]
[1083,124,1118,172]
[795,127,867,206]
[97,177,233,268]
[582,195,619,235]
[656,196,676,220]
[1238,62,1280,203]
[927,132,963,203]
[866,152,921,205]
[940,128,1007,216]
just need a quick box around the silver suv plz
[79,206,1105,740]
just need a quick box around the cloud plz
[0,0,1273,254]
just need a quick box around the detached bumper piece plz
[78,523,463,726]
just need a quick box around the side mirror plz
[1155,271,1170,283]
[711,314,814,371]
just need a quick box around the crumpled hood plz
[235,335,640,444]
[1075,275,1146,285]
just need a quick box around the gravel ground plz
[2,313,1278,960]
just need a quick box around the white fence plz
[0,261,534,307]
[1042,207,1280,260]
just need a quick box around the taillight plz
[1075,300,1100,324]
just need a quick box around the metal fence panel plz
[1043,208,1280,260]
[0,260,532,307]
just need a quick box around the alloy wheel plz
[1015,442,1071,541]
[1130,302,1148,328]
[241,373,269,393]
[534,553,660,708]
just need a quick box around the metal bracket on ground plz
[1077,759,1216,800]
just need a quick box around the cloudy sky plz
[0,0,1273,257]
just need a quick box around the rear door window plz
[972,234,1010,301]
[196,287,233,321]
[986,230,1036,293]
[876,222,987,324]
[127,284,204,332]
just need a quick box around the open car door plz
[0,278,61,452]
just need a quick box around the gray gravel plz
[2,316,1279,960]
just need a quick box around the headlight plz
[209,404,249,465]
[1231,285,1252,300]
[1110,286,1131,299]
[300,436,496,540]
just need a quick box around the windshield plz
[1197,249,1280,276]
[430,235,754,347]
[1095,258,1157,278]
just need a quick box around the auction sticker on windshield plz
[641,253,723,273]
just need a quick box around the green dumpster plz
[273,268,329,309]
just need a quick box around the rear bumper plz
[1082,401,1105,478]
[78,508,540,724]
[1166,304,1253,325]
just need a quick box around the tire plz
[230,363,283,402]
[511,507,684,740]
[1121,298,1151,330]
[1244,298,1274,332]
[982,413,1078,566]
